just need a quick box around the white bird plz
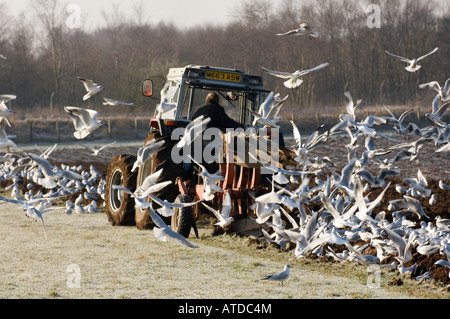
[385,47,438,72]
[0,53,6,59]
[0,117,17,150]
[155,83,177,119]
[201,192,234,229]
[0,99,14,117]
[131,139,165,172]
[276,23,319,39]
[339,91,363,122]
[418,78,450,102]
[176,115,211,149]
[261,264,291,286]
[262,62,330,89]
[113,180,172,211]
[147,206,198,248]
[249,92,289,127]
[425,101,449,126]
[80,141,117,157]
[64,106,104,140]
[147,193,199,218]
[78,76,103,100]
[102,97,134,106]
[28,153,82,188]
[188,155,224,201]
[429,194,437,206]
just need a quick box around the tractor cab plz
[142,65,270,132]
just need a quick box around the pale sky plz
[4,0,279,30]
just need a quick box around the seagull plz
[261,264,291,286]
[147,193,199,218]
[131,139,165,172]
[385,47,438,72]
[64,106,104,139]
[339,91,363,122]
[0,117,17,150]
[418,78,450,102]
[146,206,198,248]
[78,76,103,100]
[262,62,330,89]
[0,195,61,240]
[0,99,14,117]
[425,101,449,126]
[102,97,134,106]
[80,141,118,157]
[155,83,177,119]
[201,192,234,229]
[249,92,289,127]
[0,53,6,60]
[276,23,319,39]
[188,155,224,201]
[113,180,172,211]
[176,115,211,149]
[27,153,83,188]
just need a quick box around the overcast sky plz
[5,0,282,30]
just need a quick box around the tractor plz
[104,65,296,238]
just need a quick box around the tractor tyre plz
[135,133,184,230]
[171,194,193,238]
[105,154,137,226]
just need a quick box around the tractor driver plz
[190,92,244,132]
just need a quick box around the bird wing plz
[444,78,450,95]
[417,47,438,61]
[385,50,410,63]
[298,62,330,76]
[418,81,440,92]
[163,227,199,248]
[201,202,224,222]
[290,120,302,148]
[262,67,294,79]
[139,169,164,192]
[98,141,118,152]
[64,106,85,131]
[276,29,299,36]
[221,192,232,218]
[77,76,96,91]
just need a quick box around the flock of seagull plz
[0,22,449,286]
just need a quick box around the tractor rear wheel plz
[105,154,137,226]
[171,194,193,238]
[135,132,184,230]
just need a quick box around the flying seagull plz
[385,47,438,72]
[262,62,330,89]
[147,206,199,248]
[201,192,234,229]
[131,139,165,172]
[102,97,134,106]
[276,23,319,39]
[80,141,118,157]
[78,76,103,101]
[64,106,104,140]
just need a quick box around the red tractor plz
[104,65,295,238]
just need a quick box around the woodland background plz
[0,0,449,117]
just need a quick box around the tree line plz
[0,0,448,116]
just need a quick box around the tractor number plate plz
[205,71,242,83]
